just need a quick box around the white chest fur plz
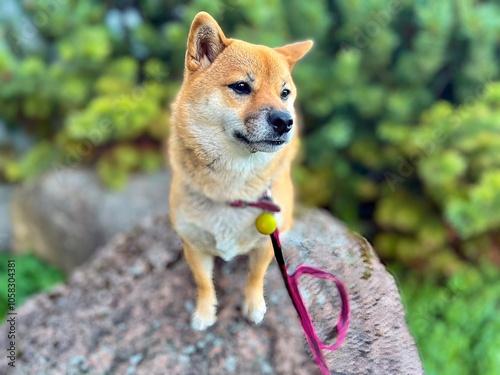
[175,199,280,261]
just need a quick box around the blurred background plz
[0,0,499,374]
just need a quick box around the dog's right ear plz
[186,12,229,73]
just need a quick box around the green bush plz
[395,263,500,375]
[285,0,500,274]
[0,1,174,188]
[377,85,500,272]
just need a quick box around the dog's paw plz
[242,298,267,324]
[191,310,217,331]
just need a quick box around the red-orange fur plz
[168,12,312,330]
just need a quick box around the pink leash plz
[230,198,350,375]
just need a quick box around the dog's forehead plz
[218,40,290,80]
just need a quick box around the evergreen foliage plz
[1,0,499,271]
[395,263,500,375]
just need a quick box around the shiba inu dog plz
[168,11,312,330]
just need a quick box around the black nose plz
[268,111,293,136]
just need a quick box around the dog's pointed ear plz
[274,40,313,70]
[186,12,229,73]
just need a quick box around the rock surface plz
[11,168,170,272]
[0,209,423,374]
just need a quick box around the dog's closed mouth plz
[234,132,286,147]
[234,132,251,145]
[263,140,285,146]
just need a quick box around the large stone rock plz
[0,210,423,374]
[11,168,170,272]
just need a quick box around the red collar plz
[229,190,281,212]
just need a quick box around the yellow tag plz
[255,213,277,235]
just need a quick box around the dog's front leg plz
[243,241,274,324]
[183,240,218,330]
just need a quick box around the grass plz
[0,252,66,321]
[393,263,500,375]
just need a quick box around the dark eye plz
[280,89,291,100]
[229,82,251,95]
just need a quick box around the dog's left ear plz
[274,40,314,70]
[186,12,229,73]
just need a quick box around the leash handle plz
[289,265,350,350]
[271,230,350,375]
